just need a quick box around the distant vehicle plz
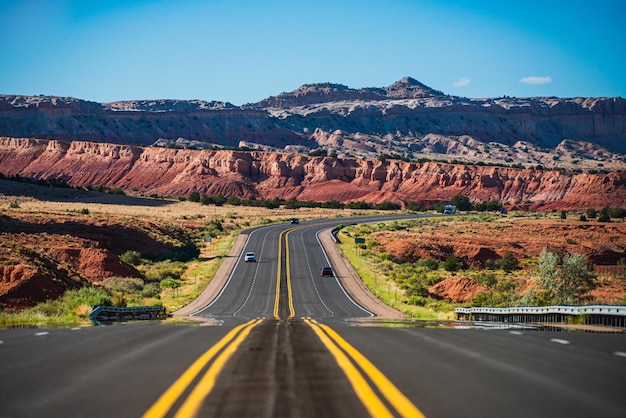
[320,266,333,276]
[291,218,299,224]
[244,252,257,262]
[500,208,508,215]
[443,205,456,214]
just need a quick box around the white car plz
[244,252,257,262]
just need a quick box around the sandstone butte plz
[1,137,625,211]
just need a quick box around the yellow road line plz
[174,318,262,418]
[142,318,262,418]
[305,318,427,418]
[273,229,286,319]
[304,318,394,417]
[274,227,298,320]
[285,230,295,319]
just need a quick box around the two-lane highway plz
[2,214,625,417]
[192,216,388,322]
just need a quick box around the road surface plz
[1,215,625,417]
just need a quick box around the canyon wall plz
[1,137,624,210]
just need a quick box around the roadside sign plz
[355,237,365,244]
[204,237,212,242]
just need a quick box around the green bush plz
[141,283,161,298]
[120,250,142,266]
[442,255,461,272]
[188,191,200,202]
[585,208,597,219]
[101,277,144,293]
[416,258,439,271]
[143,261,185,282]
[450,195,472,211]
[28,287,112,317]
[474,272,498,287]
[498,251,519,272]
[408,295,428,306]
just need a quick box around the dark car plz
[291,218,299,224]
[320,266,333,276]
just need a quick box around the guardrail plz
[454,305,626,328]
[89,305,167,325]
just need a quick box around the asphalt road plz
[1,215,625,418]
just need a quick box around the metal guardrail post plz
[89,305,167,325]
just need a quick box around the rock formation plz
[1,77,624,169]
[1,137,624,210]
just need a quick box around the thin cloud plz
[520,76,552,85]
[453,76,471,87]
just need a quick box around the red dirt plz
[429,276,490,303]
[375,217,626,304]
[0,212,185,310]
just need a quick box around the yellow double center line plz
[304,318,426,418]
[273,227,295,320]
[145,225,425,418]
[142,318,263,418]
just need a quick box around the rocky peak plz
[384,77,444,98]
[250,77,444,108]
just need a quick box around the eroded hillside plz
[1,77,625,168]
[1,137,625,210]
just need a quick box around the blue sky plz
[1,0,624,105]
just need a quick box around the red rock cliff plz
[1,137,624,210]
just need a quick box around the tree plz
[498,251,519,272]
[537,248,596,305]
[188,191,200,202]
[450,195,472,211]
[374,201,401,210]
[585,208,597,219]
[599,206,611,221]
[442,255,461,272]
[406,201,425,212]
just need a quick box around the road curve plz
[2,214,625,418]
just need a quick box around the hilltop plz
[0,78,624,170]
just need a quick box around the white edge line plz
[191,229,258,316]
[316,229,374,317]
[550,338,571,345]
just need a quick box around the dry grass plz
[1,179,393,317]
[2,191,368,225]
